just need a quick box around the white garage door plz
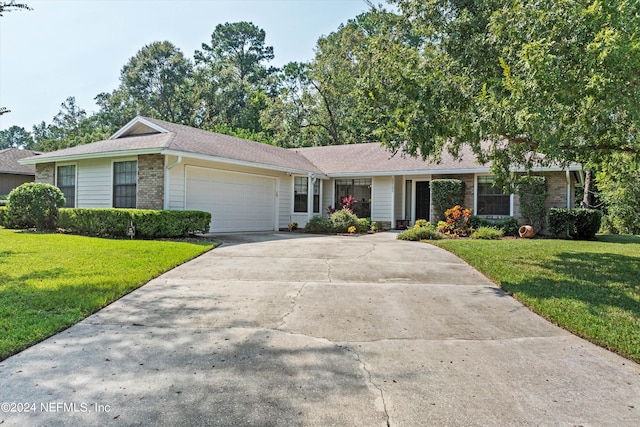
[185,166,277,232]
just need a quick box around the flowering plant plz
[438,205,472,237]
[341,195,355,213]
[348,225,357,234]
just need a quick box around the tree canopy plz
[364,0,640,180]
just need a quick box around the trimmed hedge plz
[547,208,603,240]
[468,215,519,236]
[431,179,465,222]
[58,208,211,238]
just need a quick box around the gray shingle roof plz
[0,148,38,175]
[142,117,324,174]
[19,116,578,175]
[291,143,486,175]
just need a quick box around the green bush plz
[58,208,211,238]
[414,219,430,228]
[0,206,8,227]
[468,216,519,236]
[304,216,333,233]
[517,176,547,233]
[431,179,465,221]
[6,183,66,230]
[330,209,360,233]
[357,217,371,232]
[547,208,603,240]
[397,223,442,241]
[471,227,504,240]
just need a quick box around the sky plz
[0,0,376,132]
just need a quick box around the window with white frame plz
[294,177,320,213]
[57,165,76,208]
[476,176,510,215]
[113,161,137,208]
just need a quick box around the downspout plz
[164,156,182,210]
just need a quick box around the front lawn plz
[0,228,216,360]
[432,235,640,363]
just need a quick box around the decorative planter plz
[518,225,535,238]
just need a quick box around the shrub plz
[371,221,379,232]
[356,217,370,232]
[330,209,359,233]
[517,176,547,233]
[414,219,430,228]
[6,182,66,230]
[397,223,442,241]
[471,227,504,240]
[468,216,518,236]
[438,205,472,237]
[431,179,465,221]
[0,206,8,227]
[547,208,603,240]
[58,208,211,238]
[304,216,333,234]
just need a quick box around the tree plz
[29,97,111,151]
[120,41,196,124]
[365,0,640,182]
[263,10,396,147]
[596,154,640,235]
[194,22,275,132]
[0,125,33,149]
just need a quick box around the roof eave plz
[161,149,323,176]
[18,148,164,165]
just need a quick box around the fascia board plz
[18,148,164,165]
[161,149,321,176]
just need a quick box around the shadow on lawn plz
[501,251,640,318]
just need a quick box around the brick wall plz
[137,154,164,209]
[35,163,55,185]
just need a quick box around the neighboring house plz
[19,116,583,233]
[0,148,37,196]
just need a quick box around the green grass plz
[432,235,640,363]
[0,228,216,360]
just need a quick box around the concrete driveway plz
[1,232,639,426]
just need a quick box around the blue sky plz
[0,0,375,132]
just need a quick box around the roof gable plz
[110,116,170,139]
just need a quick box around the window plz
[335,178,371,218]
[57,165,76,208]
[113,161,137,208]
[294,177,321,213]
[294,176,307,212]
[476,176,510,215]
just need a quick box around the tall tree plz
[0,125,33,149]
[29,97,110,151]
[120,41,196,124]
[365,0,640,181]
[263,10,397,147]
[194,22,275,132]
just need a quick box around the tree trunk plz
[581,169,592,208]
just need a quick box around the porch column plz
[308,175,314,222]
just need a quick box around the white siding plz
[75,158,113,208]
[279,176,293,230]
[371,176,393,222]
[394,176,404,222]
[322,178,333,215]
